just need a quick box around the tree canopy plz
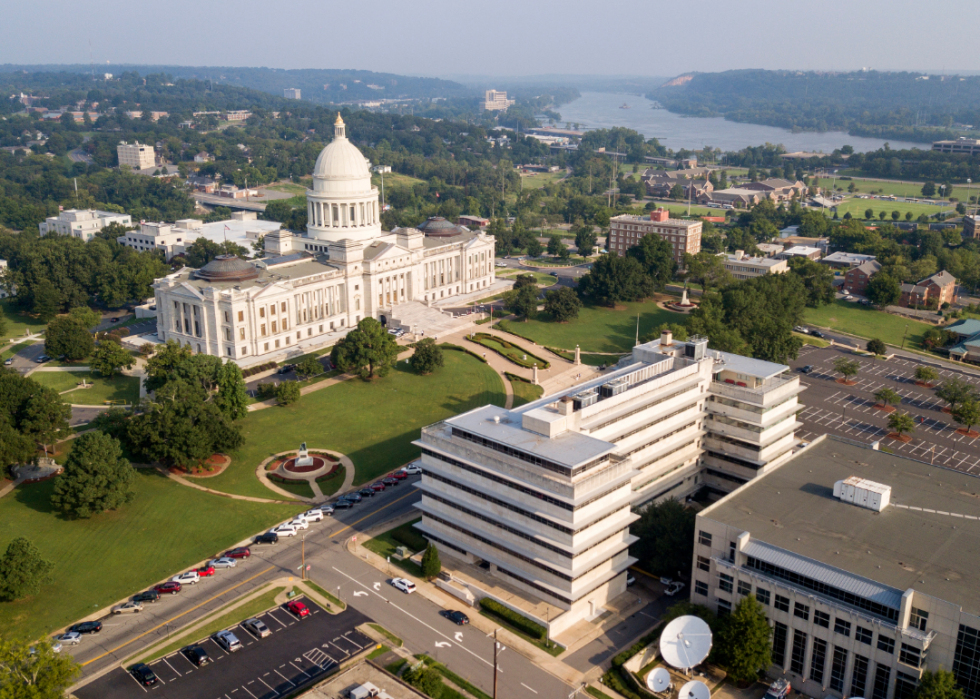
[627,234,677,292]
[0,635,80,698]
[43,315,94,362]
[330,317,400,379]
[714,596,772,684]
[631,498,695,579]
[0,537,54,602]
[543,286,582,323]
[410,338,445,375]
[577,253,654,307]
[50,431,136,518]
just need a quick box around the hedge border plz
[471,332,551,369]
[478,598,547,641]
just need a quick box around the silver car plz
[214,630,243,652]
[209,557,237,569]
[112,601,144,614]
[56,631,82,646]
[243,618,271,639]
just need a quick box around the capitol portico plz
[152,114,496,367]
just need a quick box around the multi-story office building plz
[414,331,803,630]
[39,209,133,241]
[693,435,980,699]
[283,88,302,99]
[117,214,282,260]
[721,250,789,280]
[483,90,515,111]
[932,138,980,156]
[116,141,156,170]
[608,209,703,263]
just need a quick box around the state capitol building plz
[152,115,496,366]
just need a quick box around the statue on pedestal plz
[296,442,314,468]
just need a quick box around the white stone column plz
[575,345,581,365]
[533,363,539,385]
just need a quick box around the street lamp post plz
[902,324,909,350]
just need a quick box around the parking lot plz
[791,345,980,473]
[76,599,372,699]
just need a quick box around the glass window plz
[719,573,733,593]
[814,610,831,628]
[810,638,827,685]
[695,580,709,596]
[878,636,895,654]
[794,602,810,621]
[737,581,752,596]
[830,646,848,692]
[756,589,770,606]
[872,664,891,699]
[697,556,710,572]
[790,630,808,674]
[856,626,873,645]
[900,643,921,668]
[835,618,852,637]
[698,531,712,546]
[717,599,731,617]
[238,311,244,322]
[852,655,870,697]
[895,672,918,699]
[954,623,980,699]
[910,607,929,632]
[774,595,790,613]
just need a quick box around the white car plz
[288,518,309,530]
[57,632,81,646]
[495,262,507,268]
[273,524,298,537]
[664,581,686,597]
[209,557,237,569]
[403,463,422,475]
[390,577,416,594]
[112,601,144,614]
[172,571,200,585]
[302,509,324,522]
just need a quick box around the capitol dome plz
[312,116,371,183]
[192,255,259,283]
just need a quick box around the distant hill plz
[650,69,980,143]
[0,64,472,104]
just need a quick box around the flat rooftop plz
[712,350,787,380]
[703,436,980,616]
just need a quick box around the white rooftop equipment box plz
[833,476,891,512]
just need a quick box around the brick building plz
[607,209,702,263]
[842,260,882,295]
[899,271,957,308]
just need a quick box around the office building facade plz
[608,209,703,262]
[116,141,156,170]
[39,209,133,241]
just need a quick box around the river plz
[556,91,923,154]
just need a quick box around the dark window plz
[719,573,733,593]
[954,623,980,699]
[895,672,918,699]
[814,610,831,628]
[852,655,870,698]
[772,622,788,667]
[835,618,852,637]
[794,602,810,621]
[872,664,891,699]
[856,626,873,645]
[718,599,732,617]
[810,638,827,685]
[790,630,808,674]
[756,588,771,606]
[738,581,752,596]
[910,607,929,632]
[729,541,737,561]
[695,580,709,596]
[900,643,922,668]
[774,595,790,612]
[698,530,712,546]
[830,646,848,692]
[697,555,710,572]
[878,636,895,654]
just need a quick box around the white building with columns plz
[151,114,496,366]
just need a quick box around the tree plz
[0,417,36,478]
[50,431,135,518]
[683,251,732,293]
[31,278,61,322]
[0,635,80,698]
[526,237,543,258]
[714,596,772,684]
[833,357,861,383]
[294,355,323,379]
[505,283,540,321]
[410,338,445,375]
[937,378,975,413]
[888,411,916,439]
[90,339,134,377]
[866,273,901,307]
[892,210,901,221]
[215,362,249,420]
[68,306,101,329]
[627,234,676,292]
[0,537,54,601]
[0,306,6,339]
[787,257,835,307]
[574,225,597,257]
[669,183,685,200]
[873,387,901,409]
[914,669,965,699]
[403,663,443,697]
[512,273,537,291]
[421,543,441,580]
[865,208,874,220]
[44,316,93,361]
[274,380,300,406]
[952,399,980,436]
[544,286,582,323]
[547,236,562,257]
[867,338,887,356]
[19,389,71,455]
[915,366,939,386]
[578,253,654,306]
[922,181,937,197]
[631,498,695,578]
[184,238,224,268]
[330,317,400,379]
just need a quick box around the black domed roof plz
[192,255,260,282]
[417,216,465,238]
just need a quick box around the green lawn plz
[0,299,46,342]
[269,478,314,499]
[315,465,345,498]
[264,182,308,196]
[520,171,565,189]
[827,198,946,221]
[639,200,717,217]
[495,270,558,286]
[305,580,345,609]
[525,256,591,267]
[372,172,426,190]
[208,352,505,498]
[362,519,424,578]
[507,375,544,408]
[835,173,974,201]
[471,333,551,369]
[803,301,933,349]
[498,300,686,353]
[30,370,140,406]
[548,348,626,366]
[0,473,300,639]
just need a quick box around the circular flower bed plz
[282,456,327,474]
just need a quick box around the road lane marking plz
[330,491,418,538]
[522,683,539,694]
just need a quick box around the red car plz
[392,470,409,480]
[286,600,310,618]
[197,565,216,577]
[371,482,386,492]
[154,581,182,595]
[224,547,251,559]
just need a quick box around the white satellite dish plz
[647,667,672,693]
[659,615,712,670]
[680,680,711,699]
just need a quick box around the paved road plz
[5,339,45,374]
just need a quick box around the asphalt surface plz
[77,600,371,699]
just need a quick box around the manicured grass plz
[520,171,565,189]
[525,256,590,267]
[498,300,686,353]
[587,687,616,699]
[362,519,424,578]
[210,352,505,497]
[372,172,426,189]
[508,375,544,408]
[369,623,403,647]
[639,199,717,216]
[826,198,946,221]
[834,173,972,201]
[30,370,140,406]
[0,473,301,639]
[367,644,390,660]
[495,270,558,286]
[477,609,564,656]
[416,654,493,699]
[794,332,830,348]
[803,301,933,350]
[0,299,46,341]
[265,182,308,195]
[268,478,314,499]
[142,586,286,662]
[315,465,345,498]
[386,658,407,675]
[305,580,346,609]
[471,333,551,369]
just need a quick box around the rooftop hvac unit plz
[599,377,630,398]
[685,336,709,361]
[572,389,599,410]
[833,476,891,512]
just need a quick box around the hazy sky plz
[4,0,979,78]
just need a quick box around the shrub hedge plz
[242,361,277,378]
[391,526,429,552]
[478,598,547,641]
[612,622,664,667]
[268,473,306,484]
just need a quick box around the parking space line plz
[162,657,182,677]
[272,669,295,688]
[288,661,311,679]
[240,685,258,699]
[256,675,279,697]
[266,610,290,630]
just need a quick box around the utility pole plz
[902,324,909,350]
[492,628,499,699]
[301,535,306,580]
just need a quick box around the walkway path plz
[160,468,296,505]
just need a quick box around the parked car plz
[382,477,398,486]
[197,564,216,577]
[286,600,310,618]
[34,355,50,363]
[333,499,353,509]
[213,630,243,652]
[254,532,279,545]
[154,581,182,595]
[370,482,385,492]
[133,590,159,604]
[344,492,363,502]
[359,488,376,498]
[70,621,103,635]
[390,578,416,594]
[317,505,335,516]
[183,644,211,666]
[659,576,674,585]
[243,618,271,639]
[3,358,12,366]
[404,463,422,475]
[110,317,121,323]
[302,509,324,522]
[209,557,237,569]
[626,574,636,587]
[288,518,310,530]
[273,524,298,537]
[56,631,82,646]
[277,364,295,375]
[811,330,826,339]
[392,470,409,480]
[130,663,158,687]
[793,325,809,335]
[224,547,251,559]
[444,610,469,625]
[172,571,200,585]
[112,601,143,614]
[664,581,686,596]
[799,365,814,374]
[764,678,792,699]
